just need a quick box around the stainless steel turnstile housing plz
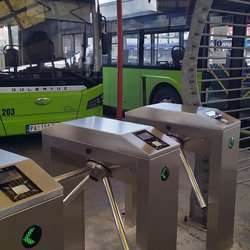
[0,149,63,250]
[126,103,241,250]
[42,116,181,250]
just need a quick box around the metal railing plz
[182,0,250,184]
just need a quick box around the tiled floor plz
[0,134,249,250]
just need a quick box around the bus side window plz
[124,33,139,65]
[111,33,139,65]
[123,50,129,64]
[144,34,152,65]
[111,35,118,64]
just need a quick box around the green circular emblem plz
[228,137,234,149]
[160,166,170,181]
[22,225,42,248]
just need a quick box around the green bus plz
[102,11,250,113]
[103,13,193,111]
[0,0,103,136]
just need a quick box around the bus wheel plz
[151,86,182,104]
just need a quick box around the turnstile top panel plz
[0,149,27,166]
[126,103,240,132]
[43,116,180,158]
[65,116,150,135]
[0,149,62,219]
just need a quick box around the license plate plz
[26,123,58,133]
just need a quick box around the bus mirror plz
[102,33,109,55]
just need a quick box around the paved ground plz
[0,134,249,250]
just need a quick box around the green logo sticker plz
[22,225,42,248]
[161,166,170,181]
[228,137,234,149]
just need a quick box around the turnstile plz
[42,116,181,250]
[126,103,241,250]
[0,149,63,250]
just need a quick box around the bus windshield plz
[0,0,97,74]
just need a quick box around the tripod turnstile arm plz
[54,167,91,183]
[103,176,130,250]
[60,160,131,250]
[179,149,206,209]
[63,175,90,208]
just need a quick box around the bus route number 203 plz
[2,108,15,116]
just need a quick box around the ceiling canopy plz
[0,0,94,29]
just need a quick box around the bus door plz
[104,33,142,110]
[141,32,183,104]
